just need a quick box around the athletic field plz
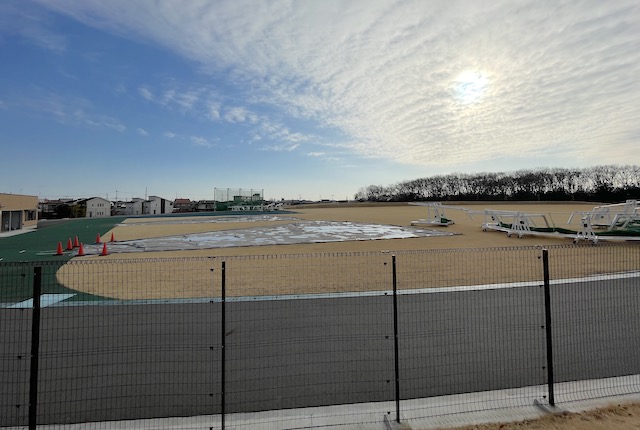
[3,201,640,301]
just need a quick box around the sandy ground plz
[55,202,640,300]
[99,202,601,255]
[438,402,640,430]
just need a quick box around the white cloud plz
[138,87,154,101]
[163,131,176,139]
[37,0,640,168]
[223,106,258,124]
[207,102,221,121]
[0,2,67,53]
[162,88,201,111]
[10,89,126,132]
[190,135,215,148]
[73,110,126,132]
[262,143,300,152]
[137,127,148,136]
[253,119,315,145]
[137,81,226,123]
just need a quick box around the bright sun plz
[454,70,488,104]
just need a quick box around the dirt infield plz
[100,202,601,255]
[53,202,640,300]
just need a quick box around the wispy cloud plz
[138,87,154,101]
[37,0,640,167]
[161,88,202,111]
[223,106,258,124]
[262,143,300,152]
[190,135,216,148]
[10,89,126,132]
[137,127,148,136]
[253,119,315,145]
[73,110,126,132]
[0,2,67,53]
[207,102,221,121]
[163,131,176,139]
[135,81,315,148]
[306,150,342,164]
[136,82,227,124]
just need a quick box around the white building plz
[123,198,145,216]
[85,197,111,218]
[143,196,174,215]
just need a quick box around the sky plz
[1,0,639,202]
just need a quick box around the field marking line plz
[6,294,77,308]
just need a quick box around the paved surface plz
[0,226,37,238]
[1,277,639,427]
[3,384,640,429]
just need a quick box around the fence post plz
[221,261,226,430]
[542,248,555,406]
[392,255,401,423]
[28,266,42,430]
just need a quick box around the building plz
[39,198,76,219]
[143,196,174,215]
[0,193,39,233]
[173,198,193,213]
[82,197,112,218]
[111,200,128,216]
[123,198,145,216]
[195,200,216,212]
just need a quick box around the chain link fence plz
[1,243,639,428]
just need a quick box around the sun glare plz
[454,70,488,104]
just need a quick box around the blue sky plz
[1,1,639,202]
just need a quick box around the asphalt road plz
[1,277,639,426]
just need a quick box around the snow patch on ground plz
[81,221,455,255]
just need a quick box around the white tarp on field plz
[81,220,455,254]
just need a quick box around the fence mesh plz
[547,243,640,404]
[0,263,34,427]
[224,252,395,428]
[0,244,639,429]
[395,247,548,422]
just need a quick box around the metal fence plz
[1,243,639,429]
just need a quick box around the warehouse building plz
[0,193,39,234]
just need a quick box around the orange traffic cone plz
[101,242,109,256]
[73,236,80,248]
[110,232,115,242]
[66,238,74,251]
[95,233,102,244]
[77,243,85,256]
[56,242,64,256]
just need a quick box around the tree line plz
[354,165,640,203]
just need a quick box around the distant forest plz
[354,165,640,203]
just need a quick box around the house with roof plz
[39,198,76,219]
[173,198,193,213]
[80,197,112,218]
[195,200,216,212]
[143,196,174,215]
[123,198,145,216]
[0,193,39,233]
